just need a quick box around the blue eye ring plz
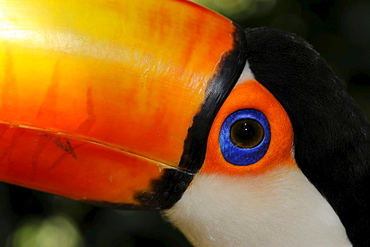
[219,109,271,166]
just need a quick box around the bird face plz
[0,0,369,246]
[164,66,351,246]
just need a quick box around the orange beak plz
[0,0,246,209]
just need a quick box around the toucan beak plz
[0,0,246,209]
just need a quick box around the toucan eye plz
[220,109,271,166]
[230,119,264,148]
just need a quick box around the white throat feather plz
[164,165,351,247]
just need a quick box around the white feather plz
[235,61,255,85]
[164,165,352,247]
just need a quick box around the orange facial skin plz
[201,80,296,176]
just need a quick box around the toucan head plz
[0,0,369,246]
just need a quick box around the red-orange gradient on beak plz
[0,0,246,209]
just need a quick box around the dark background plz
[0,0,369,246]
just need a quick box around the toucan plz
[0,0,369,246]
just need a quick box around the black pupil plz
[230,119,264,148]
[237,122,255,140]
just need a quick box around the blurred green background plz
[0,0,369,246]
